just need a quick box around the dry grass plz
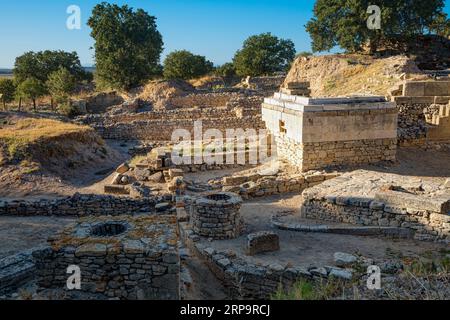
[0,118,91,141]
[0,117,95,160]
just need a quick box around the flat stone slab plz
[375,191,450,214]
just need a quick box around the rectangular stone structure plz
[33,215,179,300]
[262,94,398,171]
[246,231,280,256]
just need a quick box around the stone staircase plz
[426,104,450,141]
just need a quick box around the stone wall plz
[78,102,266,142]
[289,138,397,171]
[0,194,159,217]
[34,215,179,300]
[391,80,450,145]
[180,224,356,299]
[220,171,340,199]
[166,92,236,109]
[301,195,449,243]
[0,250,36,294]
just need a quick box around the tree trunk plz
[18,98,22,112]
[51,98,54,111]
[2,100,5,111]
[33,99,36,112]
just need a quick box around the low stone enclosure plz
[301,173,450,243]
[180,223,358,299]
[262,94,398,171]
[33,215,179,300]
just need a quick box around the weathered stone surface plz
[104,185,129,195]
[191,192,243,240]
[116,163,130,174]
[35,215,179,300]
[333,252,357,267]
[246,231,280,256]
[148,172,163,183]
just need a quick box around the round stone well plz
[191,191,243,239]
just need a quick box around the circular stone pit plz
[91,222,128,237]
[191,192,243,240]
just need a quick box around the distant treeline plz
[0,67,94,75]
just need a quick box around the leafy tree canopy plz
[88,2,164,90]
[13,50,88,84]
[214,63,237,79]
[46,68,77,100]
[163,50,214,80]
[306,0,448,53]
[0,79,16,107]
[233,33,296,77]
[16,78,47,110]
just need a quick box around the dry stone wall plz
[34,215,179,300]
[0,194,159,217]
[78,100,265,142]
[301,194,450,243]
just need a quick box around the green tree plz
[429,12,450,37]
[214,63,237,79]
[46,68,77,109]
[13,50,88,84]
[306,0,447,53]
[163,50,214,80]
[88,2,164,90]
[16,78,47,112]
[0,79,16,110]
[233,33,296,77]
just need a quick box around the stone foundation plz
[33,215,179,300]
[191,192,243,239]
[275,137,397,171]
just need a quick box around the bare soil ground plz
[203,194,447,268]
[0,216,75,258]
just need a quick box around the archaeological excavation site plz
[0,1,449,306]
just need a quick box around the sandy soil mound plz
[137,79,195,109]
[0,113,126,198]
[284,54,422,97]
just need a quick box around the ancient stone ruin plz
[190,192,243,239]
[33,215,179,300]
[262,93,398,171]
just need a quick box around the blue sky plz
[0,0,449,68]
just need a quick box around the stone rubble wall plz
[221,172,340,199]
[33,245,179,300]
[275,137,397,171]
[0,249,37,294]
[92,116,266,141]
[0,194,159,217]
[301,197,449,243]
[78,101,266,142]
